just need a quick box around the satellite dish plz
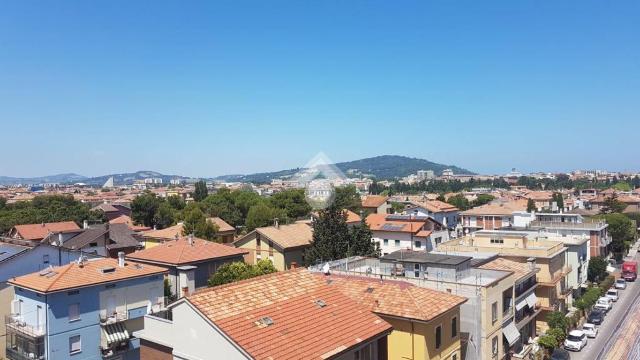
[322,263,331,275]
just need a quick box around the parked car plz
[582,323,598,338]
[595,297,613,312]
[588,309,605,325]
[615,279,628,290]
[606,288,619,302]
[551,348,571,360]
[564,330,588,351]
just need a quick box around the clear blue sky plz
[1,1,638,178]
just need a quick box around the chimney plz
[118,251,125,267]
[527,257,536,271]
[182,286,189,297]
[188,234,194,246]
[83,220,89,229]
[274,218,279,229]
[57,233,63,246]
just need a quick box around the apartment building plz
[460,200,528,234]
[403,200,460,229]
[135,269,392,360]
[367,214,450,255]
[438,230,571,331]
[362,195,392,215]
[141,218,235,248]
[61,223,142,258]
[8,221,82,244]
[319,251,516,360]
[126,236,248,298]
[321,273,467,360]
[234,222,313,270]
[6,255,167,360]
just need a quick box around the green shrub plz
[599,275,615,293]
[538,334,558,351]
[548,327,566,343]
[546,311,568,332]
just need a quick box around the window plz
[451,317,458,338]
[414,263,420,278]
[435,325,442,349]
[69,335,81,354]
[435,237,442,245]
[490,238,504,244]
[491,302,498,324]
[68,303,80,322]
[414,241,421,248]
[383,239,389,246]
[42,254,49,265]
[256,234,261,247]
[353,343,372,360]
[452,355,457,360]
[491,336,498,356]
[394,240,400,247]
[89,242,98,247]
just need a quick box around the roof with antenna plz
[8,257,167,294]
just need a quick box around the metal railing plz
[5,315,46,338]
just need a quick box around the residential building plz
[402,200,460,229]
[460,200,528,234]
[477,258,540,359]
[61,223,142,258]
[437,230,571,331]
[362,195,392,215]
[321,273,467,360]
[6,256,167,360]
[319,251,517,360]
[7,221,82,244]
[366,213,450,255]
[109,215,151,232]
[0,242,94,357]
[135,269,392,360]
[91,203,132,221]
[141,217,234,248]
[207,217,236,243]
[234,222,313,270]
[126,236,247,298]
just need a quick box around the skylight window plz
[314,299,327,308]
[255,316,274,328]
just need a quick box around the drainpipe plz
[411,321,415,360]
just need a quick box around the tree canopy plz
[207,260,277,287]
[192,180,209,202]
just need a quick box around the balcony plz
[5,315,46,338]
[511,343,533,359]
[99,297,168,324]
[538,266,572,287]
[515,278,538,298]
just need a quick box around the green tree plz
[546,311,568,333]
[552,193,564,210]
[527,198,536,213]
[334,185,362,213]
[613,182,632,191]
[588,256,608,282]
[597,213,636,258]
[390,202,405,214]
[349,218,380,258]
[304,205,352,265]
[200,189,243,226]
[167,195,186,210]
[270,189,312,219]
[0,197,6,210]
[193,180,209,202]
[471,194,495,207]
[600,194,627,214]
[436,194,446,202]
[547,327,566,344]
[207,260,277,286]
[537,334,558,351]
[446,194,470,211]
[245,203,287,232]
[131,192,162,227]
[153,202,175,229]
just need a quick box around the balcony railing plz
[538,266,572,286]
[6,346,45,360]
[99,297,168,324]
[5,315,46,338]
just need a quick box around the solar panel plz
[381,224,404,231]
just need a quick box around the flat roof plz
[381,250,472,266]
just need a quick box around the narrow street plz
[570,251,640,360]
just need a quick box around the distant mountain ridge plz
[0,155,474,186]
[214,155,474,183]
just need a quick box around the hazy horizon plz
[1,1,638,177]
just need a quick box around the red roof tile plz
[12,221,81,240]
[127,237,248,266]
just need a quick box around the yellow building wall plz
[143,238,162,249]
[382,307,462,360]
[235,234,287,271]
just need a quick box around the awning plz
[503,321,520,346]
[515,298,527,311]
[525,292,538,308]
[104,322,130,346]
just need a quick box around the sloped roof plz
[461,199,528,216]
[142,223,184,240]
[109,215,151,232]
[12,221,81,240]
[9,258,167,293]
[253,223,313,250]
[478,258,535,281]
[362,195,389,208]
[92,203,119,212]
[186,269,391,360]
[208,217,235,233]
[126,237,248,266]
[63,223,140,250]
[322,274,466,322]
[366,214,427,235]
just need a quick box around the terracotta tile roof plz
[344,209,362,224]
[92,203,119,212]
[12,221,81,240]
[208,217,235,233]
[142,223,184,240]
[460,199,528,216]
[253,223,313,250]
[109,215,151,232]
[362,195,389,208]
[522,191,553,201]
[366,214,428,235]
[421,200,459,213]
[321,274,466,321]
[8,258,167,293]
[478,258,535,281]
[127,237,248,266]
[187,269,391,360]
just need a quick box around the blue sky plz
[1,1,638,177]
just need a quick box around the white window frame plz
[68,303,80,322]
[69,335,81,354]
